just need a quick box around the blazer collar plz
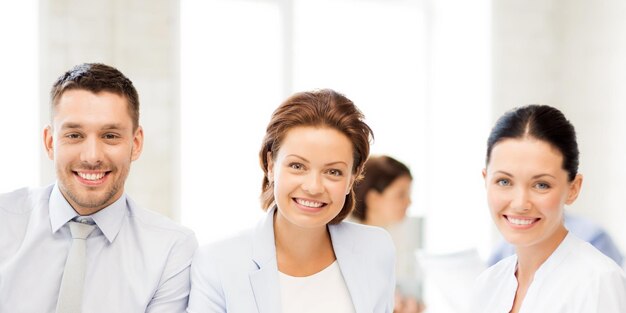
[249,209,373,313]
[249,206,281,313]
[329,222,372,313]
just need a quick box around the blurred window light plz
[181,0,283,244]
[181,0,491,263]
[0,0,39,192]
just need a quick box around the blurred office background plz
[1,0,625,311]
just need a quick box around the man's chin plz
[66,190,117,213]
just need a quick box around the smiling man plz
[0,63,197,313]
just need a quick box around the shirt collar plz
[529,231,576,284]
[49,184,78,233]
[49,183,128,243]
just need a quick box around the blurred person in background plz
[352,155,425,313]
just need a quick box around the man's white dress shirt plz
[0,184,198,313]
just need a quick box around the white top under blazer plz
[279,261,356,313]
[187,206,396,313]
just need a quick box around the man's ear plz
[566,174,583,205]
[43,125,54,160]
[131,126,144,161]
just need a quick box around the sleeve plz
[377,230,397,313]
[146,232,199,313]
[580,269,626,313]
[386,251,397,313]
[186,246,228,313]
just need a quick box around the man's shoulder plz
[193,228,259,272]
[197,229,255,261]
[125,196,195,239]
[0,185,52,215]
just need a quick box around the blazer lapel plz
[330,223,372,313]
[249,207,281,313]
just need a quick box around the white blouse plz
[279,261,356,313]
[471,232,626,313]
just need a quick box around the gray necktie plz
[56,221,96,313]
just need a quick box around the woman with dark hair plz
[353,155,413,226]
[352,155,425,313]
[471,105,626,312]
[187,89,395,313]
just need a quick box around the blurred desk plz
[418,249,485,313]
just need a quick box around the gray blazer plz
[187,207,396,313]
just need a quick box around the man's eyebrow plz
[101,123,125,130]
[60,122,82,130]
[59,123,126,131]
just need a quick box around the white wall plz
[179,1,493,259]
[493,0,626,254]
[7,0,623,268]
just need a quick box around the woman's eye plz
[535,182,550,190]
[327,169,343,176]
[496,179,510,186]
[289,163,303,170]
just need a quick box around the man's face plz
[44,89,143,215]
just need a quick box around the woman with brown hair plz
[187,89,395,313]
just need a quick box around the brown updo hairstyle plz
[259,89,374,224]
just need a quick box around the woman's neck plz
[273,211,336,277]
[508,226,568,313]
[515,226,568,282]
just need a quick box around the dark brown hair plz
[259,89,373,224]
[486,105,579,181]
[352,155,412,221]
[50,63,140,130]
